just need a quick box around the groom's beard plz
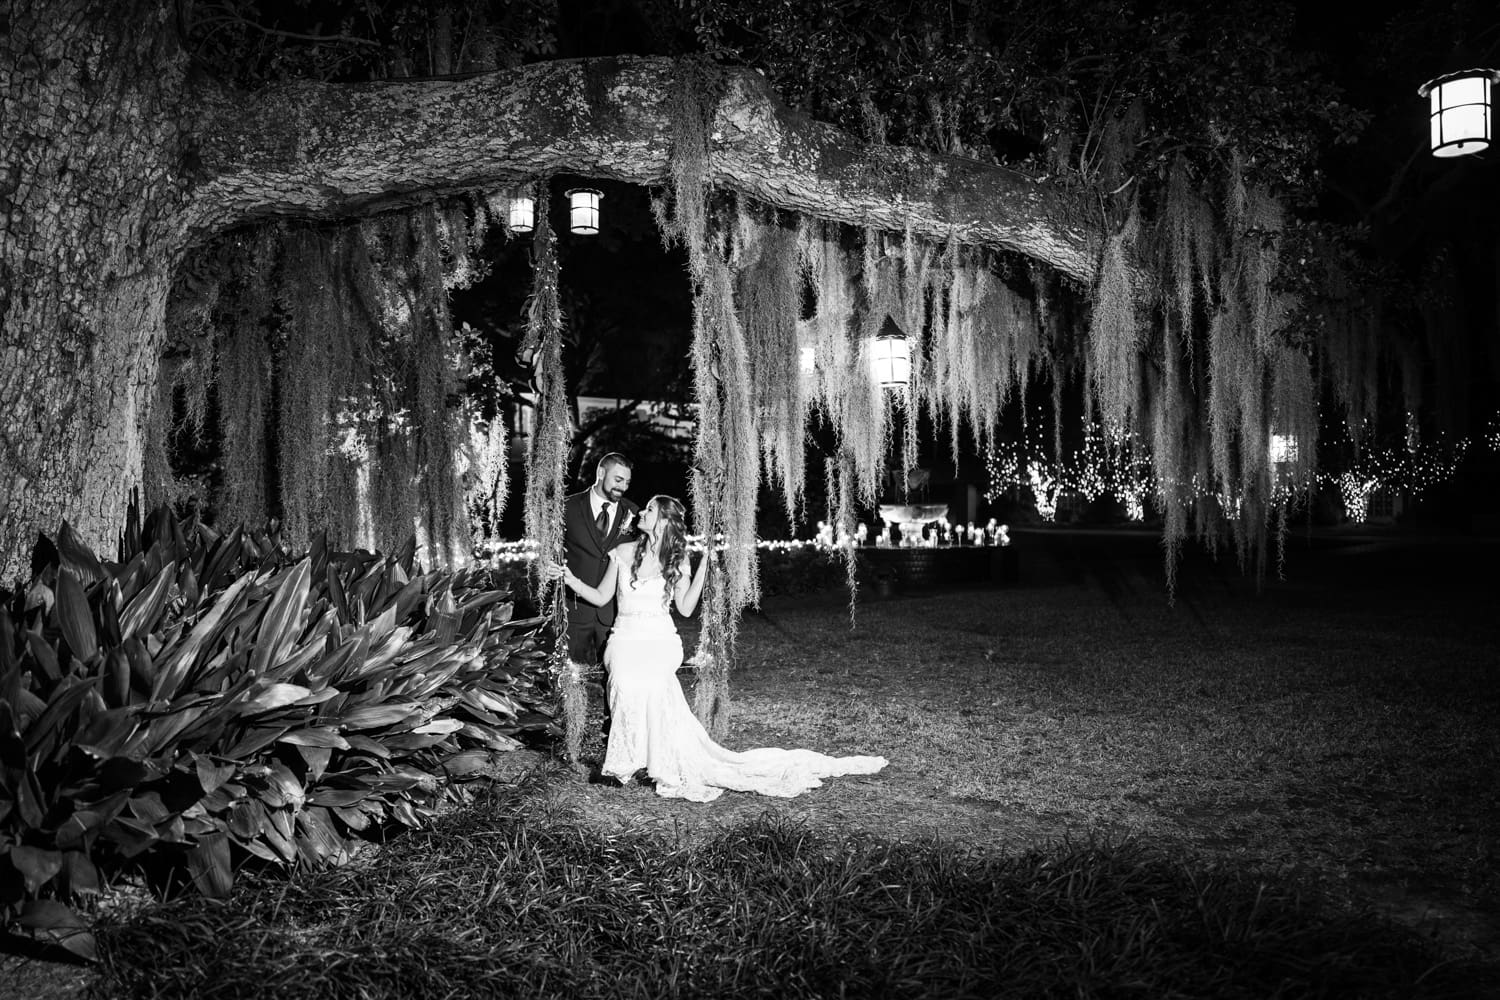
[605,487,626,501]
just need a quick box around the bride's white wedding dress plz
[601,570,888,802]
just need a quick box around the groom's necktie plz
[596,502,610,535]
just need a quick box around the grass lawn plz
[9,528,1499,997]
[563,529,1500,953]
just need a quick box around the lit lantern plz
[566,188,602,234]
[799,346,815,375]
[1418,69,1499,157]
[869,318,910,387]
[1269,433,1298,464]
[507,194,535,233]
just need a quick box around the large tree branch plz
[186,55,1103,283]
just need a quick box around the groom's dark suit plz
[562,488,639,665]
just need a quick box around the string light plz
[982,410,1497,524]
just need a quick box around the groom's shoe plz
[587,766,631,788]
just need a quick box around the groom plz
[562,452,639,670]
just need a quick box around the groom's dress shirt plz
[590,490,613,534]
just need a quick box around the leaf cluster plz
[690,0,1365,201]
[0,496,558,961]
[179,0,558,87]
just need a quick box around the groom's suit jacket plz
[562,489,640,630]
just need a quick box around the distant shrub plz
[756,546,847,597]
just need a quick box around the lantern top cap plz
[875,315,906,340]
[1418,67,1500,97]
[565,187,604,198]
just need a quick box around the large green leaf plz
[54,790,131,850]
[15,768,46,828]
[118,559,175,639]
[355,626,415,678]
[200,525,245,594]
[126,791,170,823]
[224,725,289,760]
[25,629,62,684]
[194,756,236,794]
[331,804,370,831]
[7,844,63,893]
[17,899,96,962]
[263,761,304,810]
[151,573,255,702]
[55,520,107,585]
[297,744,333,780]
[241,683,312,714]
[338,702,422,731]
[304,787,369,808]
[186,832,233,898]
[102,815,159,858]
[279,727,350,750]
[342,734,391,759]
[324,561,351,624]
[379,732,450,751]
[139,701,214,755]
[225,799,264,840]
[294,805,346,865]
[302,631,369,689]
[439,749,496,777]
[0,701,24,769]
[61,849,100,896]
[22,677,99,757]
[249,560,312,678]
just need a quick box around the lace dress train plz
[602,577,887,803]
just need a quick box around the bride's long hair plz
[630,495,687,606]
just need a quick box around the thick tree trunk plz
[185,57,1102,283]
[0,0,189,585]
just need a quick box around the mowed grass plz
[79,530,1500,997]
[725,534,1500,925]
[93,774,1491,1000]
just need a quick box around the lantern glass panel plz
[799,346,815,375]
[870,336,910,387]
[507,196,535,233]
[567,189,601,234]
[1427,73,1492,156]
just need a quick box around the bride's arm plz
[562,552,620,607]
[674,548,712,616]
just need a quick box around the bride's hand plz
[540,561,567,583]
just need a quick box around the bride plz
[551,494,887,802]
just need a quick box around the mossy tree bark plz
[0,0,192,583]
[1,3,1107,585]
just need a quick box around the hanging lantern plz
[1269,433,1298,464]
[799,346,815,375]
[869,317,910,388]
[566,188,602,235]
[506,193,535,233]
[1418,69,1499,157]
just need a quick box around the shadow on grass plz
[92,773,1496,1000]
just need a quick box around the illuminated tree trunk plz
[1,4,1108,585]
[0,0,190,583]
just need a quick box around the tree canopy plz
[2,0,1497,596]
